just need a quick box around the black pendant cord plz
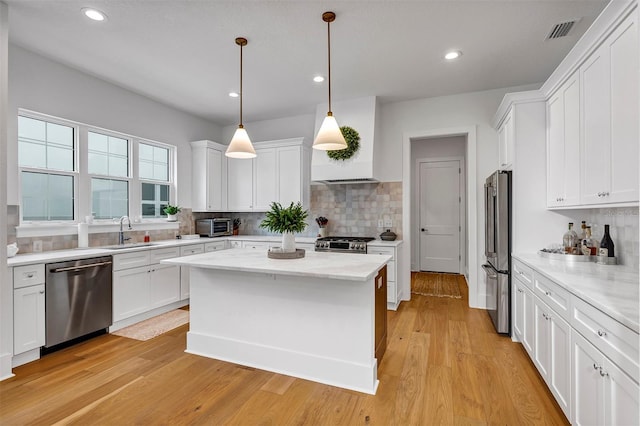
[239,42,243,127]
[327,18,332,115]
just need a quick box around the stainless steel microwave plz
[196,218,232,237]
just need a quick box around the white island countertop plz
[513,253,639,333]
[163,248,391,282]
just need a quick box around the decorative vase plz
[167,214,177,222]
[233,228,239,236]
[318,227,327,238]
[282,231,296,253]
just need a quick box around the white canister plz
[78,223,89,248]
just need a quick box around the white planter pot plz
[167,214,178,222]
[282,232,296,253]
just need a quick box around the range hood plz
[311,96,382,184]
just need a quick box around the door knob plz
[421,228,427,232]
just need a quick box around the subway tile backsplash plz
[583,207,639,270]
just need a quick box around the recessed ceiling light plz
[313,75,325,83]
[82,8,107,21]
[229,92,239,98]
[444,50,462,60]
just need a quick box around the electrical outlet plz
[384,219,393,227]
[33,240,43,253]
[377,219,384,228]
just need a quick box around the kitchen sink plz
[103,242,157,250]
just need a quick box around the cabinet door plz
[13,284,45,354]
[278,146,302,205]
[572,330,606,426]
[113,266,150,322]
[227,157,254,210]
[254,148,277,211]
[513,277,526,340]
[549,312,571,417]
[562,74,581,206]
[499,110,513,169]
[206,148,225,210]
[603,356,640,426]
[547,91,565,207]
[608,12,639,204]
[581,43,611,205]
[150,264,181,308]
[533,298,551,380]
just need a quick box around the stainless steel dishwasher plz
[45,256,113,348]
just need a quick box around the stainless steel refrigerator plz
[483,170,511,334]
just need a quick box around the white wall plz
[221,113,315,146]
[410,135,466,270]
[7,45,222,208]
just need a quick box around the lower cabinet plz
[513,275,534,356]
[533,297,571,418]
[367,243,403,310]
[113,248,181,323]
[179,244,205,300]
[572,330,639,426]
[13,284,45,355]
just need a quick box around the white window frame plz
[16,109,178,238]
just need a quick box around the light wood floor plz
[0,276,568,425]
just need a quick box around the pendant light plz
[313,11,348,151]
[226,37,256,159]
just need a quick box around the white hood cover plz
[311,96,381,183]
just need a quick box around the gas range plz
[314,236,375,254]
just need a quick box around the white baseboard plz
[109,300,188,332]
[187,331,379,395]
[0,352,15,381]
[11,348,40,368]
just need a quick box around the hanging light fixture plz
[226,37,256,158]
[313,11,347,151]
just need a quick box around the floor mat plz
[112,309,189,341]
[411,271,463,299]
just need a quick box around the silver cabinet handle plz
[597,329,607,337]
[599,368,609,377]
[593,363,600,370]
[544,291,551,296]
[26,273,35,278]
[39,290,45,294]
[517,288,524,293]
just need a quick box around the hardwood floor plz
[0,277,569,425]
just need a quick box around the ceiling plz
[6,1,609,125]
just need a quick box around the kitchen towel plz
[78,223,89,248]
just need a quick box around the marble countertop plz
[7,235,401,267]
[367,240,403,247]
[513,253,639,333]
[162,248,392,282]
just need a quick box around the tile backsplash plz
[194,182,403,240]
[582,207,639,270]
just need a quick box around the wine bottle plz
[579,221,587,242]
[582,226,597,256]
[599,224,615,257]
[563,222,578,254]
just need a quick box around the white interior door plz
[419,160,460,273]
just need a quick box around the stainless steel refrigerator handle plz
[484,183,496,257]
[482,264,497,279]
[50,261,112,273]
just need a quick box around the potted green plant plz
[163,204,181,222]
[260,202,308,252]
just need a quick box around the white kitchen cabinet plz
[533,296,572,418]
[547,72,581,208]
[497,108,514,170]
[228,240,243,249]
[179,244,204,300]
[13,282,45,355]
[513,273,534,357]
[191,140,227,212]
[572,329,639,426]
[242,241,272,250]
[368,244,401,310]
[581,11,639,206]
[113,247,182,324]
[204,240,227,252]
[227,138,310,212]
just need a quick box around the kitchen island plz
[162,248,391,394]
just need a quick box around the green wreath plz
[327,126,360,161]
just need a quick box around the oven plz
[315,237,375,254]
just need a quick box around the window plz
[18,115,76,221]
[139,142,171,218]
[88,131,130,219]
[18,110,176,224]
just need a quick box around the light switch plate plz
[33,240,43,252]
[377,220,384,228]
[384,219,393,227]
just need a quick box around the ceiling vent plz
[547,20,577,40]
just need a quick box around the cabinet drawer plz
[571,296,639,382]
[113,251,151,271]
[13,264,45,288]
[229,241,243,249]
[204,241,227,252]
[512,259,534,289]
[243,241,271,250]
[180,244,205,256]
[387,280,397,304]
[533,273,571,322]
[149,247,180,263]
[368,246,395,260]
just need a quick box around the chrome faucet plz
[118,216,132,245]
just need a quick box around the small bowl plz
[380,229,397,241]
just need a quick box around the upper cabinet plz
[544,4,639,209]
[498,108,514,170]
[191,140,227,212]
[581,12,639,205]
[547,72,581,208]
